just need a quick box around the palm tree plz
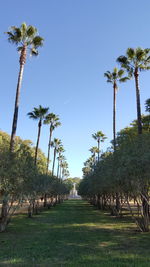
[6,23,44,152]
[89,146,99,163]
[27,105,49,165]
[145,98,150,113]
[60,161,68,179]
[92,131,107,161]
[56,146,65,178]
[104,68,129,150]
[58,155,66,179]
[83,156,95,175]
[117,47,150,135]
[51,138,62,176]
[44,113,61,173]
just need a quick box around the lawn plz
[0,199,149,266]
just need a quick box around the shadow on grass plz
[0,200,149,266]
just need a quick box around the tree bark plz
[52,148,56,176]
[113,81,117,151]
[141,189,149,232]
[98,139,100,162]
[134,68,142,134]
[34,119,42,165]
[46,126,53,173]
[10,45,27,152]
[0,198,9,232]
[57,158,60,178]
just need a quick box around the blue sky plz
[1,0,150,177]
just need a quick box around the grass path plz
[0,200,150,266]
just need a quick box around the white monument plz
[69,183,80,198]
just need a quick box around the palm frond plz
[145,98,150,113]
[113,67,118,74]
[30,48,38,56]
[21,23,27,39]
[136,47,145,61]
[119,77,130,83]
[27,106,49,120]
[144,48,150,54]
[128,68,134,77]
[126,48,135,59]
[27,112,38,120]
[32,36,44,48]
[117,55,128,65]
[118,69,124,77]
[104,72,112,82]
[27,25,37,37]
[17,46,23,52]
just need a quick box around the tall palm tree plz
[117,47,150,135]
[44,113,61,173]
[6,23,44,152]
[27,105,49,165]
[51,138,62,176]
[59,155,66,179]
[92,131,107,161]
[57,146,65,178]
[60,161,68,179]
[104,68,129,150]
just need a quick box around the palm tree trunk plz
[46,127,53,173]
[52,148,56,176]
[113,82,117,150]
[35,120,42,165]
[134,68,142,134]
[10,46,27,152]
[113,82,120,213]
[59,163,62,179]
[57,158,60,178]
[62,168,64,179]
[98,139,100,161]
[93,153,96,165]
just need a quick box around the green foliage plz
[104,67,129,87]
[79,122,150,231]
[145,98,150,113]
[5,22,44,56]
[0,200,149,265]
[64,177,81,191]
[0,131,70,226]
[27,105,49,121]
[117,47,150,76]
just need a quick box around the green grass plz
[0,200,150,266]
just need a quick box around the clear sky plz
[0,0,150,178]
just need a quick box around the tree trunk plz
[141,189,149,232]
[28,202,32,218]
[0,198,9,232]
[59,164,62,179]
[46,127,53,173]
[113,81,117,150]
[134,68,142,134]
[57,158,60,178]
[35,120,42,165]
[43,194,47,207]
[98,139,100,162]
[52,148,56,176]
[115,192,120,213]
[10,45,27,152]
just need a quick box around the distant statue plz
[69,183,78,198]
[72,183,77,197]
